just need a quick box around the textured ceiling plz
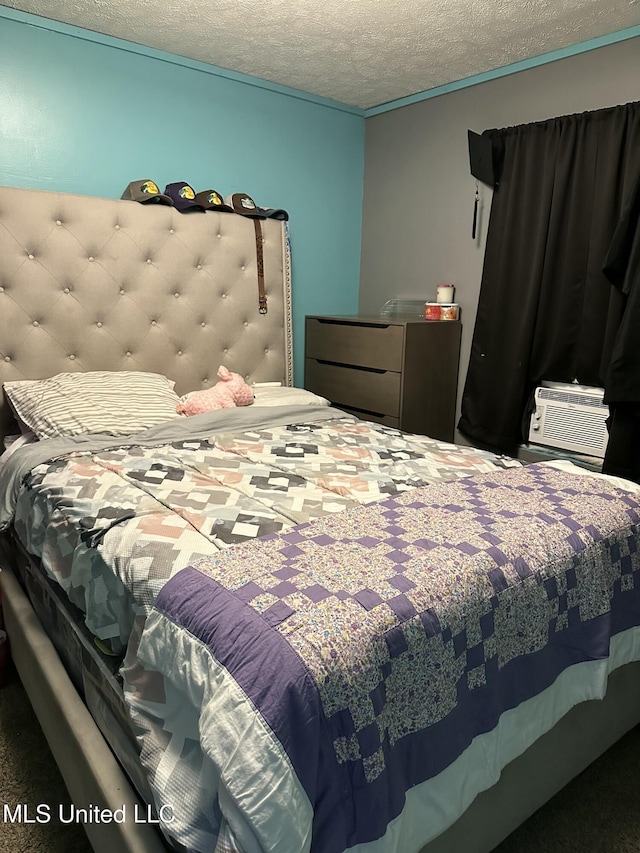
[4,0,639,108]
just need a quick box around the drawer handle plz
[315,319,390,329]
[340,404,387,418]
[316,359,388,375]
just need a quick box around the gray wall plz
[360,38,640,441]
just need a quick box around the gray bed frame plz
[1,185,639,853]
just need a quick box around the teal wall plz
[0,10,364,385]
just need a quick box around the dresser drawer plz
[305,358,401,417]
[336,406,400,429]
[305,318,404,371]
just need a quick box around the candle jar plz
[439,303,460,320]
[425,303,442,320]
[436,284,455,303]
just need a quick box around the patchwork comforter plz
[2,405,639,853]
[0,405,518,655]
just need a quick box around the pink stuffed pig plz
[177,366,254,415]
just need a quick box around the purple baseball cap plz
[164,182,205,211]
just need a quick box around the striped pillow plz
[4,371,182,439]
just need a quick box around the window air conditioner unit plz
[528,381,609,458]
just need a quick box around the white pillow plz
[3,371,182,439]
[252,386,329,408]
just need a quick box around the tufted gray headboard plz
[0,185,293,442]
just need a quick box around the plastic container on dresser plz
[304,315,462,442]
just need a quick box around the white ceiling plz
[4,0,639,109]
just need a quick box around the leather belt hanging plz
[253,219,267,314]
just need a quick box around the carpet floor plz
[0,663,92,853]
[1,660,640,852]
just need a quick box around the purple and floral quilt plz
[129,462,640,853]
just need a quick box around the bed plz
[1,184,640,853]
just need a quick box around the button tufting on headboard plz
[0,185,293,441]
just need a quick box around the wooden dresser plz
[304,315,461,441]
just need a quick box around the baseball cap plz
[194,190,233,212]
[121,180,173,205]
[226,193,266,218]
[164,182,205,211]
[258,207,289,221]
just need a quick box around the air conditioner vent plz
[538,387,607,411]
[541,406,607,444]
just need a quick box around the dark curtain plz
[601,171,640,480]
[458,100,640,454]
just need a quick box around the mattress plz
[1,404,639,853]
